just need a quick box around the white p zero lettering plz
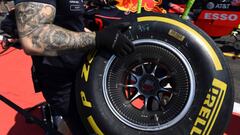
[204,13,238,21]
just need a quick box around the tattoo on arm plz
[32,24,96,56]
[15,2,55,37]
[15,2,96,56]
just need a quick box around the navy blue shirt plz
[15,0,87,70]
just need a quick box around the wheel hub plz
[140,75,159,95]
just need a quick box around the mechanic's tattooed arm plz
[15,2,96,56]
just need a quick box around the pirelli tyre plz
[75,13,234,135]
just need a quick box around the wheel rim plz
[103,39,195,131]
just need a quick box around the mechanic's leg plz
[38,65,87,135]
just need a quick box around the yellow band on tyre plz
[87,115,104,135]
[137,16,223,71]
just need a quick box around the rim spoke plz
[130,72,141,81]
[130,92,141,102]
[154,114,160,123]
[159,88,171,93]
[154,95,161,104]
[150,65,158,76]
[144,96,150,110]
[157,93,166,111]
[141,64,147,75]
[125,84,137,88]
[157,75,169,82]
[118,83,137,88]
[161,96,171,106]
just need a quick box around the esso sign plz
[204,13,238,21]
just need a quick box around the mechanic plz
[13,0,135,134]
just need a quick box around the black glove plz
[95,22,135,57]
[1,10,18,38]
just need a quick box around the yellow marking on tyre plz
[80,91,92,108]
[206,79,227,135]
[190,79,227,135]
[137,16,223,71]
[223,52,240,59]
[87,115,104,135]
[168,29,185,41]
[87,49,97,64]
[81,64,91,82]
[81,50,97,82]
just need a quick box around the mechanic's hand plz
[95,22,135,57]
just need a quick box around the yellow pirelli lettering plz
[212,78,227,90]
[87,115,104,135]
[81,50,97,82]
[81,64,90,82]
[205,79,227,135]
[190,78,227,135]
[137,16,223,71]
[80,91,92,108]
[194,117,207,127]
[199,106,211,119]
[87,50,97,64]
[203,90,217,108]
[191,126,202,135]
[191,117,206,134]
[211,87,219,95]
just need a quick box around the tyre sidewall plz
[75,13,234,135]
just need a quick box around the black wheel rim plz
[103,39,195,131]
